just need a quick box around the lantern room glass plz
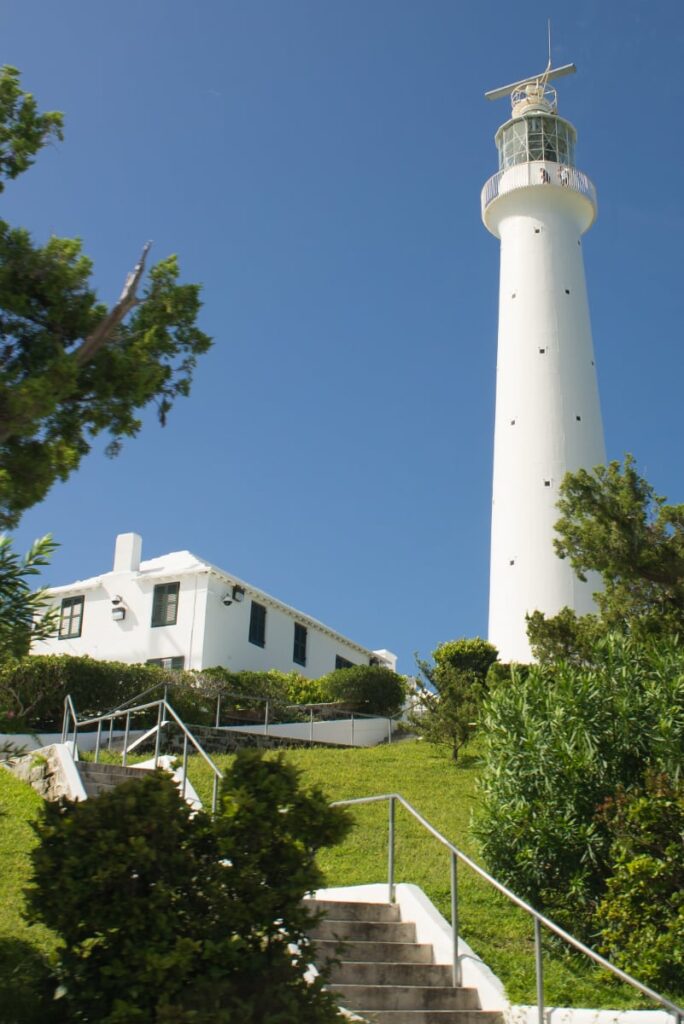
[496,115,576,170]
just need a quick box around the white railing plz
[481,162,597,217]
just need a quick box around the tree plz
[319,664,406,717]
[596,773,684,990]
[553,455,684,637]
[0,66,211,528]
[526,607,604,665]
[26,753,350,1023]
[476,634,684,941]
[0,534,57,666]
[411,638,498,761]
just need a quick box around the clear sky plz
[4,0,684,673]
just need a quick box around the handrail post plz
[181,733,189,799]
[451,850,461,986]
[61,698,68,743]
[534,917,545,1024]
[388,717,392,745]
[215,693,221,728]
[309,707,314,743]
[122,711,130,767]
[154,701,163,768]
[388,796,396,903]
[351,712,355,747]
[162,686,168,725]
[212,773,219,815]
[71,722,78,760]
[264,700,269,738]
[107,716,114,751]
[94,719,102,763]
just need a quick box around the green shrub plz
[201,667,322,712]
[476,634,684,937]
[410,638,498,760]
[319,665,405,716]
[25,753,350,1023]
[596,774,684,989]
[0,655,173,731]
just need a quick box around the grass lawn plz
[0,769,58,1022]
[185,739,665,1011]
[2,740,677,1016]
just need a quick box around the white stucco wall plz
[224,716,392,747]
[201,573,371,677]
[32,535,393,677]
[35,571,211,670]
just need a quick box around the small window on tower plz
[539,348,546,354]
[509,559,515,566]
[534,228,540,234]
[544,480,551,487]
[576,415,582,422]
[510,419,516,426]
[565,289,570,294]
[511,292,516,298]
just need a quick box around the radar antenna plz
[484,21,575,105]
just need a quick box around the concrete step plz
[304,899,401,923]
[306,898,502,1024]
[347,1013,502,1024]
[330,984,480,1011]
[311,919,416,943]
[77,762,150,798]
[328,962,455,986]
[314,939,434,965]
[78,762,148,780]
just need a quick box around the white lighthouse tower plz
[482,62,605,663]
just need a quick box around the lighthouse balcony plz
[481,161,597,219]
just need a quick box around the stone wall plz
[6,744,76,801]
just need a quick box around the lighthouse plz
[482,63,605,663]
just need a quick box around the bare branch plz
[73,241,152,366]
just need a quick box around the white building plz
[33,532,397,677]
[481,65,605,663]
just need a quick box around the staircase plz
[306,898,502,1023]
[76,761,150,799]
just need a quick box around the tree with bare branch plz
[0,66,212,527]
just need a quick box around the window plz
[335,655,354,670]
[151,582,180,627]
[293,623,307,666]
[146,656,185,670]
[249,601,266,647]
[59,596,84,639]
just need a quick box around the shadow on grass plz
[453,752,482,769]
[0,936,58,1024]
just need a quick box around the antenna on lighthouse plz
[484,21,576,104]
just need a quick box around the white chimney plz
[113,533,142,573]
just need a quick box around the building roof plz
[47,547,380,659]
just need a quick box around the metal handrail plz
[61,696,224,813]
[332,793,684,1024]
[481,161,597,217]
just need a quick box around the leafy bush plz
[25,752,350,1023]
[0,657,329,733]
[0,655,172,731]
[476,634,684,937]
[319,664,405,716]
[596,773,684,989]
[410,638,498,760]
[201,667,323,713]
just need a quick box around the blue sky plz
[4,1,684,673]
